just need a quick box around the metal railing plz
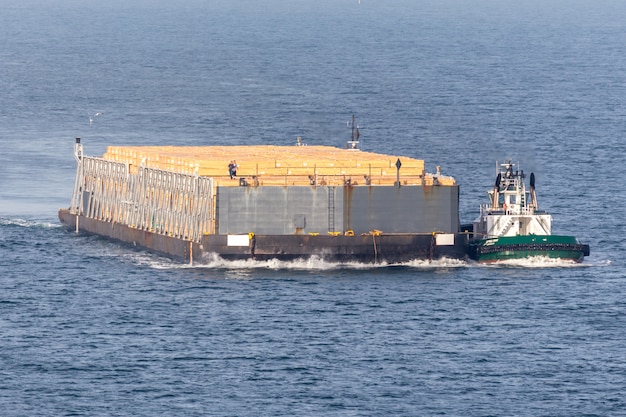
[479,204,537,216]
[70,155,215,242]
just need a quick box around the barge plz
[59,132,469,264]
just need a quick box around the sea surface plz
[1,0,625,415]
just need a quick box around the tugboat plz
[468,161,590,263]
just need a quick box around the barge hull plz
[59,209,468,264]
[59,208,193,260]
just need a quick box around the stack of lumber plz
[102,145,455,187]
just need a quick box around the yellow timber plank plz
[101,145,452,186]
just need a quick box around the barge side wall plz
[60,209,469,263]
[217,186,343,235]
[217,185,459,235]
[344,185,459,235]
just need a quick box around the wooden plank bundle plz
[102,145,454,187]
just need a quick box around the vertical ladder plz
[328,187,335,233]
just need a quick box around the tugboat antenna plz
[530,172,538,209]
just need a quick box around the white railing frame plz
[70,155,215,242]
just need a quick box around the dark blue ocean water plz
[2,0,625,415]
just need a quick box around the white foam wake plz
[0,216,60,229]
[475,256,593,268]
[105,249,606,271]
[133,252,472,271]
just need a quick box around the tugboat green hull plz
[469,235,590,263]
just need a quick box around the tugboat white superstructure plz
[469,161,589,263]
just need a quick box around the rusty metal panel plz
[343,185,459,234]
[217,184,458,236]
[217,186,344,235]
